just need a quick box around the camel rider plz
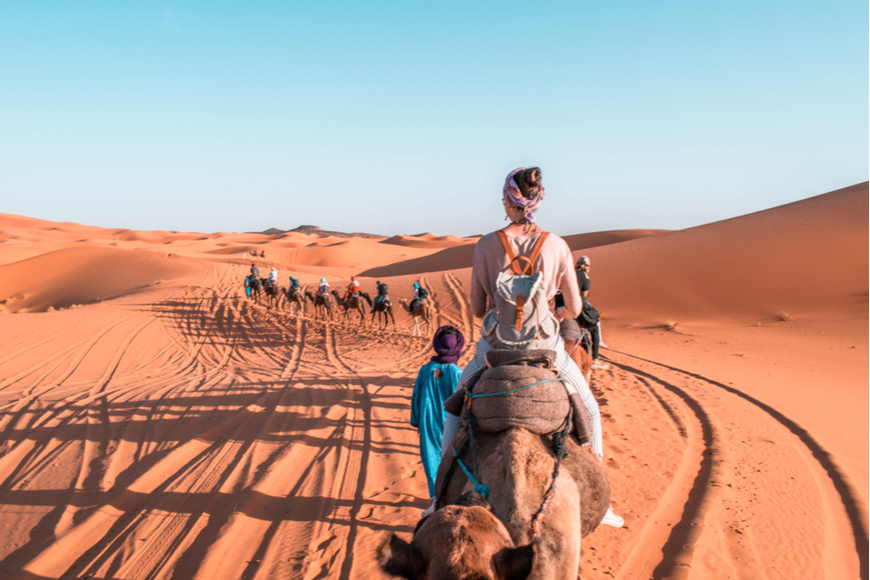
[250,263,260,280]
[375,280,389,304]
[269,267,279,285]
[318,278,330,297]
[288,275,300,290]
[345,276,361,301]
[411,281,429,310]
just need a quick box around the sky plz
[0,1,867,237]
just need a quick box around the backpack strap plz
[497,230,551,275]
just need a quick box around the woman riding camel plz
[437,166,622,527]
[344,276,361,301]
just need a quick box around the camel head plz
[377,499,534,580]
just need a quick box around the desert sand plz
[0,183,866,580]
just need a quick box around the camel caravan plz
[376,167,620,580]
[242,268,420,333]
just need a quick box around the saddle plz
[468,350,569,436]
[444,348,593,444]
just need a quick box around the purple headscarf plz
[503,167,545,225]
[431,324,465,365]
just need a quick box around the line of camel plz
[246,278,432,335]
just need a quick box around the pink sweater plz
[469,230,583,320]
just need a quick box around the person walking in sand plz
[411,325,465,515]
[437,166,622,527]
[575,256,608,369]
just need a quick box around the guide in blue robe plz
[410,325,465,499]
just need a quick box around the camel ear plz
[493,543,535,580]
[377,533,425,579]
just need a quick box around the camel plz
[370,296,397,331]
[378,493,534,580]
[330,290,370,326]
[284,285,305,316]
[247,277,263,303]
[398,298,431,337]
[262,282,283,310]
[305,291,333,321]
[560,319,593,383]
[381,426,609,579]
[379,333,610,579]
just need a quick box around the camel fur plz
[283,286,304,316]
[378,494,535,580]
[305,291,333,321]
[370,297,397,331]
[398,298,432,337]
[429,427,610,579]
[331,289,370,326]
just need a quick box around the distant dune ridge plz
[0,184,866,580]
[585,182,868,320]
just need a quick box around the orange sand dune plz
[563,228,670,252]
[359,228,666,278]
[0,246,204,313]
[587,182,868,320]
[0,183,865,580]
[380,233,476,249]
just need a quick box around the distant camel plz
[398,298,431,337]
[248,277,262,303]
[305,291,333,321]
[560,320,593,384]
[370,297,396,331]
[331,290,370,326]
[262,281,283,310]
[284,286,304,316]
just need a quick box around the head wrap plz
[503,167,545,225]
[431,325,465,365]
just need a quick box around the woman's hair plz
[513,167,543,199]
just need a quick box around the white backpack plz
[480,231,560,350]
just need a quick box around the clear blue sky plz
[1,1,866,236]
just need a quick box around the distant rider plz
[344,276,361,301]
[576,256,607,369]
[410,281,428,310]
[375,280,390,304]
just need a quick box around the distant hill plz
[252,225,384,239]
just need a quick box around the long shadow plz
[338,377,373,580]
[608,351,869,580]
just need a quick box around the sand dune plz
[0,183,865,580]
[563,228,670,252]
[586,182,868,321]
[0,246,203,313]
[379,233,476,249]
[360,228,667,278]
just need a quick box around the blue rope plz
[465,377,562,399]
[452,446,490,498]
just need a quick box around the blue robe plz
[411,361,462,498]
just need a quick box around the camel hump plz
[470,360,569,435]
